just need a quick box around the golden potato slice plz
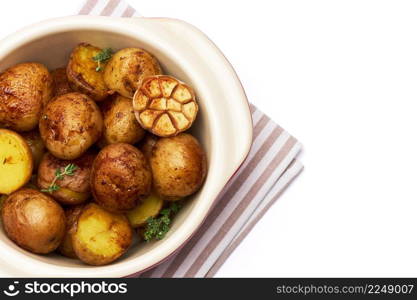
[58,204,84,259]
[71,203,133,266]
[133,75,198,137]
[0,62,53,131]
[99,94,145,146]
[1,188,66,254]
[0,129,33,194]
[51,67,73,97]
[67,43,109,101]
[127,193,164,228]
[103,47,162,98]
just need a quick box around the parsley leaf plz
[92,48,113,71]
[144,202,182,242]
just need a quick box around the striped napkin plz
[77,0,304,278]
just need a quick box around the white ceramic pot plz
[0,16,252,277]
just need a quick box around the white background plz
[1,0,417,277]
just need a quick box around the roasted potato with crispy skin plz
[37,151,95,205]
[151,133,207,200]
[0,129,33,194]
[99,94,145,146]
[103,47,162,98]
[58,204,84,258]
[39,92,103,160]
[21,130,45,170]
[91,143,152,212]
[67,43,109,101]
[71,203,132,265]
[0,62,53,131]
[127,193,164,228]
[1,188,66,254]
[51,67,73,97]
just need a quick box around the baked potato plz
[103,47,162,98]
[1,188,66,254]
[99,94,145,146]
[150,133,207,200]
[0,129,33,194]
[0,62,53,131]
[71,203,132,265]
[21,130,45,170]
[67,43,109,101]
[51,67,73,97]
[39,92,103,160]
[91,143,152,212]
[58,204,84,258]
[126,193,164,228]
[37,151,95,205]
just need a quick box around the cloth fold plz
[78,0,304,278]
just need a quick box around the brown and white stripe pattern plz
[77,0,303,277]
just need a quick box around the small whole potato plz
[21,130,45,170]
[39,92,103,160]
[1,188,66,254]
[71,203,132,266]
[67,43,109,101]
[58,204,84,258]
[0,62,53,131]
[99,94,145,146]
[91,143,152,212]
[37,151,95,205]
[103,47,162,98]
[51,67,73,97]
[151,133,207,200]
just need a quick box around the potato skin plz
[21,130,45,170]
[0,62,53,131]
[71,203,132,266]
[103,47,162,98]
[51,67,72,97]
[67,43,109,101]
[91,143,152,212]
[58,204,84,258]
[39,92,103,160]
[1,188,66,254]
[100,94,145,146]
[37,151,95,205]
[151,133,207,200]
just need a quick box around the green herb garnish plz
[144,202,181,241]
[41,163,78,194]
[92,48,113,71]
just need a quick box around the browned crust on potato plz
[51,67,73,97]
[90,143,152,212]
[39,92,103,160]
[37,151,95,205]
[0,62,53,131]
[103,47,162,98]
